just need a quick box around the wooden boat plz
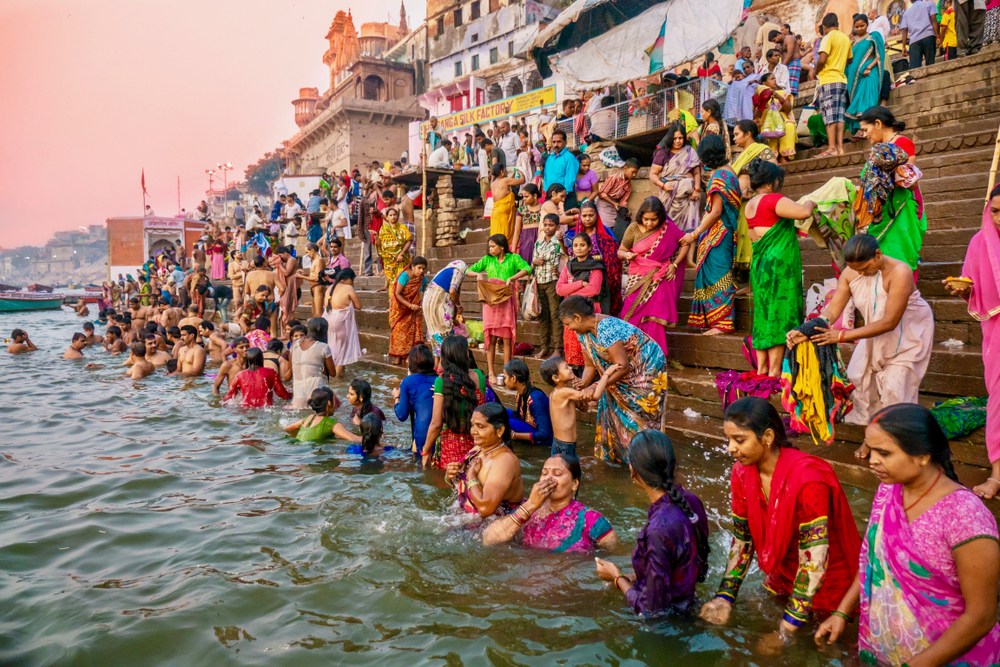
[0,291,66,312]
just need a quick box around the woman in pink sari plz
[618,197,689,356]
[209,238,227,280]
[815,404,1000,666]
[945,184,1000,499]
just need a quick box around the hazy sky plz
[0,0,423,248]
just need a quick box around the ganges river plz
[1,308,872,666]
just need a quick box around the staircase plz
[308,46,1000,496]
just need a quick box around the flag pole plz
[177,176,182,215]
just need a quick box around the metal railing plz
[554,78,729,147]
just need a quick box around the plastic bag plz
[521,278,540,321]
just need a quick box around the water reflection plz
[0,309,863,665]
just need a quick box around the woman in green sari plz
[744,160,816,377]
[730,120,777,272]
[845,14,886,137]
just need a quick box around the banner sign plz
[424,85,557,135]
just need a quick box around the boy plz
[533,213,564,358]
[539,356,620,456]
[939,0,958,60]
[126,342,155,380]
[82,321,103,347]
[103,325,127,355]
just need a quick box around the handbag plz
[521,278,541,320]
[797,106,818,146]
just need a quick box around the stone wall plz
[432,174,482,247]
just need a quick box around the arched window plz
[487,83,503,102]
[506,78,523,97]
[362,75,385,101]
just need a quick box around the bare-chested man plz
[64,332,87,360]
[103,325,128,354]
[73,299,90,317]
[129,297,155,336]
[296,243,326,318]
[199,320,228,362]
[82,321,103,347]
[143,333,172,367]
[159,302,184,330]
[213,336,249,396]
[126,342,155,380]
[7,328,37,354]
[178,304,203,331]
[191,244,207,272]
[244,255,276,299]
[175,325,206,376]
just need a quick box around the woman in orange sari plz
[388,256,428,365]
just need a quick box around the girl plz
[513,183,543,264]
[224,347,292,408]
[502,359,553,452]
[557,233,607,369]
[348,378,386,426]
[284,387,360,443]
[422,335,487,468]
[388,256,428,365]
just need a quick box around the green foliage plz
[245,157,284,195]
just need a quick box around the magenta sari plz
[620,222,685,356]
[962,205,1000,463]
[520,500,613,553]
[860,484,1000,665]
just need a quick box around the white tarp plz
[546,0,745,90]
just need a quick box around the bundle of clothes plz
[855,142,922,229]
[781,318,854,444]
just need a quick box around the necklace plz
[479,443,507,459]
[905,468,943,512]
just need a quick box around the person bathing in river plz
[540,355,618,457]
[7,329,37,354]
[285,387,360,443]
[199,320,228,363]
[501,359,553,453]
[143,334,172,367]
[64,332,87,360]
[213,337,249,396]
[126,342,155,380]
[82,322,103,348]
[347,379,385,427]
[103,326,126,355]
[446,403,525,519]
[175,325,206,376]
[224,347,291,408]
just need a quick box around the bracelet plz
[510,513,526,527]
[613,575,628,591]
[838,330,845,343]
[467,478,481,488]
[830,610,853,623]
[515,504,533,522]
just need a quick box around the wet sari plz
[860,484,1000,665]
[388,270,426,358]
[579,317,668,463]
[653,145,702,232]
[521,500,613,553]
[845,32,886,133]
[731,143,776,270]
[688,168,740,333]
[490,190,517,242]
[621,220,686,355]
[378,221,412,291]
[749,203,803,350]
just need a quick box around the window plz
[455,61,463,77]
[508,41,514,57]
[471,33,478,43]
[471,54,479,70]
[489,47,499,64]
[436,17,444,35]
[454,8,462,26]
[470,1,481,19]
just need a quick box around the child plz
[532,213,564,358]
[348,379,386,426]
[539,356,619,456]
[126,342,155,380]
[502,359,553,451]
[284,387,360,443]
[359,413,385,457]
[939,0,957,60]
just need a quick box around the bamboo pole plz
[988,122,1000,200]
[420,128,428,258]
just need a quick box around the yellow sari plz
[490,190,517,242]
[731,142,776,270]
[378,221,412,291]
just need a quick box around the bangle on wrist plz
[830,610,853,623]
[613,574,628,591]
[838,330,845,343]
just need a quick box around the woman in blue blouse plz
[392,344,438,460]
[502,359,553,452]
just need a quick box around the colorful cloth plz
[296,415,339,443]
[490,190,517,242]
[224,367,292,408]
[563,216,623,316]
[689,167,740,332]
[962,204,1000,462]
[781,318,854,444]
[478,278,518,346]
[516,202,542,264]
[520,500,613,553]
[388,271,426,357]
[378,222,412,292]
[578,317,668,463]
[558,262,605,366]
[652,145,702,232]
[857,143,927,271]
[845,32,887,133]
[818,81,848,125]
[749,208,803,351]
[786,57,801,96]
[423,260,467,357]
[860,484,1000,665]
[731,142,774,270]
[621,220,685,356]
[324,302,363,368]
[930,396,988,439]
[714,370,783,410]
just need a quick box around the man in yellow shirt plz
[815,13,853,157]
[939,0,959,60]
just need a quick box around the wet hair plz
[349,379,376,418]
[308,386,335,414]
[557,295,596,320]
[306,317,328,342]
[521,183,540,198]
[822,11,839,28]
[246,347,264,369]
[546,183,567,199]
[748,158,786,191]
[697,133,729,170]
[254,316,271,332]
[333,268,356,285]
[266,338,284,354]
[859,106,906,132]
[289,324,308,339]
[408,344,436,374]
[200,320,215,331]
[440,335,478,434]
[82,321,95,332]
[180,325,197,336]
[870,404,959,482]
[11,328,26,339]
[844,234,881,263]
[539,355,564,386]
[723,397,790,448]
[165,359,178,373]
[542,212,560,226]
[411,256,428,268]
[166,326,180,338]
[473,402,511,445]
[503,359,535,418]
[734,120,760,142]
[488,233,510,254]
[628,430,710,581]
[130,341,147,357]
[491,163,506,179]
[853,12,869,25]
[360,413,384,457]
[253,255,266,268]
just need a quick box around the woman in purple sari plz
[815,404,1000,666]
[618,197,689,356]
[483,454,618,552]
[648,121,702,233]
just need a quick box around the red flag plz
[141,169,148,195]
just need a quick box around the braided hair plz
[628,430,711,582]
[440,335,478,435]
[503,358,534,421]
[871,404,959,482]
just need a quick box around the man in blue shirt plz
[542,129,580,207]
[270,195,286,222]
[306,189,323,214]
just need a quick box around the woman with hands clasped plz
[446,403,524,519]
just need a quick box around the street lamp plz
[217,162,233,220]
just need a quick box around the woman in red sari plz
[700,397,860,654]
[388,256,428,365]
[618,196,689,356]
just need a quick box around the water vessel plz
[0,291,66,312]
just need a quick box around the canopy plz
[531,0,746,89]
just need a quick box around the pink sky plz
[0,0,423,248]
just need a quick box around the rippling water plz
[0,309,870,665]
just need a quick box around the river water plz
[1,309,871,666]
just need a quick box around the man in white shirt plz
[478,139,493,200]
[428,138,453,168]
[284,197,302,221]
[496,121,519,168]
[867,8,892,40]
[760,48,790,92]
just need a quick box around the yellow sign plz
[424,85,557,135]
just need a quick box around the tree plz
[245,156,284,195]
